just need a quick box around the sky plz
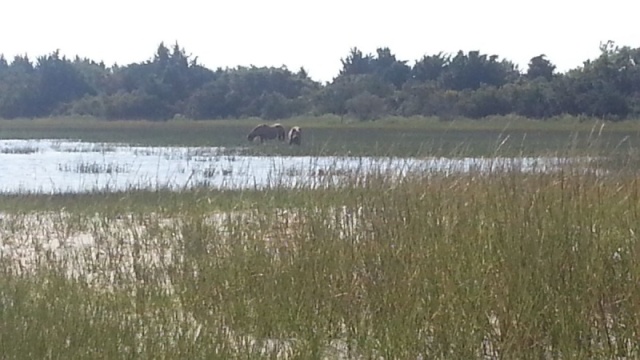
[1,0,639,83]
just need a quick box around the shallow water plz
[0,139,571,194]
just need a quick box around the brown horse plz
[247,123,286,143]
[288,126,302,145]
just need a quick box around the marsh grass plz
[1,154,640,358]
[58,161,130,174]
[53,143,118,153]
[202,166,217,178]
[0,145,39,154]
[2,115,640,157]
[1,118,639,358]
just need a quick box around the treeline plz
[1,41,639,121]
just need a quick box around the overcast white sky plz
[1,0,638,83]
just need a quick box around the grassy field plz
[1,114,640,157]
[1,116,640,358]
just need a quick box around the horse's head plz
[288,126,302,145]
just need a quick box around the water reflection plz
[0,139,572,194]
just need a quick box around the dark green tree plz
[526,54,556,80]
[411,52,449,83]
[441,50,519,90]
[372,47,411,87]
[346,91,387,120]
[339,47,374,76]
[502,79,559,118]
[0,55,39,118]
[315,74,393,116]
[34,50,96,115]
[0,55,8,71]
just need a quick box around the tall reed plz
[1,157,639,358]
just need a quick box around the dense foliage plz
[1,41,639,121]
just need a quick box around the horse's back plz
[248,123,285,142]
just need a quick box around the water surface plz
[0,139,571,194]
